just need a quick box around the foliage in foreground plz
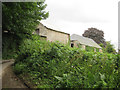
[2,1,49,59]
[2,2,49,38]
[13,36,120,88]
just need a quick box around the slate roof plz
[70,34,102,48]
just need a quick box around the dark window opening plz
[35,29,39,35]
[71,43,74,47]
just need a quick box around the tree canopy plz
[2,2,49,59]
[102,41,116,54]
[2,2,49,38]
[82,27,106,47]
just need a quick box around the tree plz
[2,2,49,38]
[82,27,106,47]
[99,41,116,54]
[104,41,116,53]
[2,2,49,59]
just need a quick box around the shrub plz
[13,36,119,88]
[13,62,27,75]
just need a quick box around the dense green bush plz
[96,48,99,52]
[13,36,120,88]
[86,46,94,52]
[99,42,116,54]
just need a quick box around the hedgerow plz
[13,35,120,88]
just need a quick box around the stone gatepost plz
[94,48,96,52]
[99,48,102,52]
[82,45,86,50]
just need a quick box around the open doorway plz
[71,43,74,47]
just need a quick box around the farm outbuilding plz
[33,23,102,52]
[33,23,70,44]
[70,34,102,52]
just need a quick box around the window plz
[35,29,39,35]
[71,43,74,47]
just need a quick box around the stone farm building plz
[70,34,102,52]
[34,23,102,52]
[33,23,70,44]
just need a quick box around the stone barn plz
[70,34,102,52]
[33,23,70,44]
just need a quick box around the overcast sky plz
[41,0,119,51]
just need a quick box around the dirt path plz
[1,60,28,89]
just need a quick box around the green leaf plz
[99,73,105,80]
[54,76,63,82]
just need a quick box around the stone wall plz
[71,40,79,48]
[47,29,70,44]
[37,23,47,36]
[71,40,102,52]
[36,23,70,44]
[99,48,102,52]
